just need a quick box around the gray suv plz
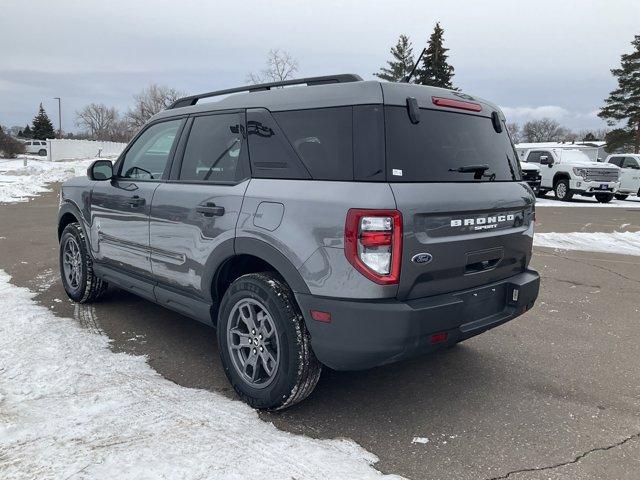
[58,75,540,409]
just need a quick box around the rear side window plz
[385,107,520,182]
[246,108,310,180]
[273,107,353,181]
[179,113,244,183]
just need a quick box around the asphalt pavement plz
[0,188,638,480]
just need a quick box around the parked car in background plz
[520,161,541,194]
[521,148,620,202]
[23,140,48,156]
[605,154,640,200]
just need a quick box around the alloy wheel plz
[62,236,82,292]
[226,298,281,388]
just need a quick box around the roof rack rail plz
[168,74,363,109]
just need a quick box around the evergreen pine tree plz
[17,130,24,137]
[23,125,32,138]
[598,35,640,153]
[374,34,415,82]
[414,23,455,89]
[31,103,56,140]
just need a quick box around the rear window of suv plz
[385,106,520,182]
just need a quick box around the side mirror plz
[88,160,113,181]
[539,155,552,166]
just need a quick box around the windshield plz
[385,106,520,182]
[559,150,592,163]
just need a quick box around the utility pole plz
[53,97,62,138]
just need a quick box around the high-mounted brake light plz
[345,209,402,285]
[432,96,482,112]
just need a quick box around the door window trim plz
[112,116,187,183]
[167,109,250,186]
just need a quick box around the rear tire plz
[595,193,614,203]
[217,272,322,410]
[615,194,629,201]
[554,179,573,201]
[59,222,107,303]
[38,149,47,156]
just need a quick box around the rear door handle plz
[196,203,225,217]
[128,195,145,207]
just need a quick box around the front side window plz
[273,107,353,181]
[120,119,182,180]
[179,113,244,183]
[608,157,622,167]
[385,107,519,182]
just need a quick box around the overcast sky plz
[1,0,638,133]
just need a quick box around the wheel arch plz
[552,172,571,186]
[208,238,310,316]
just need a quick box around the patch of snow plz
[0,156,103,204]
[536,195,640,208]
[534,231,640,256]
[411,437,429,444]
[0,270,400,480]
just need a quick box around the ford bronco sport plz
[58,74,540,410]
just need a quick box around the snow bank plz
[534,231,640,256]
[536,195,640,208]
[0,270,399,480]
[0,156,98,203]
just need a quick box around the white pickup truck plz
[605,154,640,200]
[520,148,620,202]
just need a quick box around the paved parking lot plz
[1,188,638,480]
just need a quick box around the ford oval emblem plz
[411,253,433,265]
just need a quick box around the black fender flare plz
[234,237,310,295]
[58,201,92,251]
[202,237,311,304]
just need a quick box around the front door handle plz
[196,202,225,217]
[128,195,145,207]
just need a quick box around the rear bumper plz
[296,269,540,370]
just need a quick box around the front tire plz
[554,179,573,201]
[38,149,47,156]
[595,193,614,203]
[59,222,107,303]
[615,194,629,201]
[217,272,322,410]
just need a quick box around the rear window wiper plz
[448,164,492,180]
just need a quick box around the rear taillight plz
[345,209,402,285]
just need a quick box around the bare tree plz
[522,118,569,143]
[247,49,299,84]
[506,122,522,144]
[76,103,120,140]
[126,84,185,129]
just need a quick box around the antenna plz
[403,48,427,83]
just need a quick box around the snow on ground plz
[534,231,640,256]
[0,270,400,480]
[536,194,640,208]
[0,155,100,203]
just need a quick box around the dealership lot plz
[1,188,639,480]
